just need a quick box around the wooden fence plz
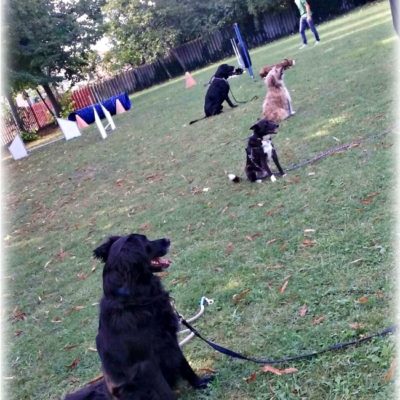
[2,101,55,146]
[1,115,18,146]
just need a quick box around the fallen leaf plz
[279,277,290,294]
[384,359,396,382]
[232,289,251,304]
[302,239,316,247]
[77,272,87,280]
[88,347,97,352]
[266,264,284,270]
[11,307,27,322]
[265,204,284,216]
[66,358,80,370]
[312,316,325,325]
[360,192,380,205]
[57,249,69,261]
[299,304,308,317]
[65,305,85,316]
[245,233,262,241]
[191,187,203,195]
[261,365,298,375]
[249,202,263,208]
[225,242,234,255]
[356,296,369,304]
[245,372,257,383]
[14,330,23,337]
[145,173,164,182]
[349,322,365,330]
[64,344,78,351]
[115,179,124,187]
[266,238,277,245]
[139,223,151,231]
[52,316,62,323]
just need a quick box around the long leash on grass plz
[281,130,391,173]
[178,314,395,365]
[229,88,259,104]
[178,297,214,346]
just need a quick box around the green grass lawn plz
[3,2,397,399]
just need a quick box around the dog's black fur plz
[65,234,211,400]
[245,119,284,182]
[189,64,243,124]
[228,119,285,183]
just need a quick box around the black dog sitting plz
[228,119,285,183]
[190,64,243,124]
[65,234,212,400]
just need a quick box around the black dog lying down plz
[65,234,212,400]
[228,119,285,183]
[190,64,243,124]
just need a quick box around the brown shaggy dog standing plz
[262,65,295,123]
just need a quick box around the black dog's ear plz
[250,122,259,132]
[93,236,121,262]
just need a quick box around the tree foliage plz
[5,0,105,93]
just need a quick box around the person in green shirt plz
[294,0,320,48]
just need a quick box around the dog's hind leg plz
[179,357,214,389]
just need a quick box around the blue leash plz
[179,317,395,365]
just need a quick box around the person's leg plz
[307,17,320,42]
[299,16,308,45]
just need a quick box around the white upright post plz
[93,107,108,139]
[100,104,116,131]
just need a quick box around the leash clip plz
[200,296,214,306]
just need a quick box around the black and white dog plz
[228,119,285,183]
[190,64,243,124]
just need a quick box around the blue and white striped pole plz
[233,23,254,79]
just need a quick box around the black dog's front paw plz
[193,374,215,389]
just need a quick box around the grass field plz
[3,1,397,399]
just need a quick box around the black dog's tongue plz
[150,258,172,269]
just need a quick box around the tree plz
[103,0,180,70]
[5,0,105,116]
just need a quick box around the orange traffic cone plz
[185,72,197,88]
[76,115,89,129]
[116,99,126,114]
